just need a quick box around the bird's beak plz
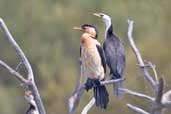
[73,27,84,32]
[93,13,102,18]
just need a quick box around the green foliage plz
[0,0,171,114]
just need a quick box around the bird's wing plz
[96,45,106,73]
[116,40,126,76]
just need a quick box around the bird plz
[73,24,109,109]
[25,91,39,114]
[93,13,126,99]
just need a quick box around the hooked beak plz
[73,27,84,32]
[93,13,103,18]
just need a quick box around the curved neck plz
[104,19,113,38]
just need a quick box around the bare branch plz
[100,78,125,85]
[127,104,150,114]
[148,61,159,83]
[81,98,95,114]
[0,18,34,81]
[0,60,28,83]
[120,88,154,101]
[151,78,164,114]
[0,18,46,114]
[127,19,156,89]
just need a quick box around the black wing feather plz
[96,45,106,73]
[103,35,126,78]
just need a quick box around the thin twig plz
[0,60,28,83]
[127,104,150,114]
[148,62,158,83]
[120,88,154,101]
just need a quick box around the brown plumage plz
[74,24,109,109]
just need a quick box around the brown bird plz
[74,24,109,109]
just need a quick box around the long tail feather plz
[85,78,109,109]
[94,85,109,109]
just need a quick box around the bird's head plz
[73,24,98,39]
[93,13,111,26]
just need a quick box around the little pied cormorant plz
[93,13,126,99]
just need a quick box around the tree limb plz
[0,18,46,114]
[127,19,156,89]
[151,78,164,114]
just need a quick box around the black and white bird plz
[74,24,109,109]
[25,91,39,114]
[93,13,126,99]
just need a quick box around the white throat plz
[102,15,112,39]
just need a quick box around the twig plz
[148,62,159,83]
[127,104,150,114]
[0,18,46,114]
[120,88,154,101]
[127,19,156,89]
[0,60,28,83]
[81,98,95,114]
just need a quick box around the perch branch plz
[127,104,150,114]
[127,19,155,89]
[0,18,46,114]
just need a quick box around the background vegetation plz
[0,0,170,114]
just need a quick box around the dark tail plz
[85,78,109,109]
[110,74,124,99]
[94,85,109,109]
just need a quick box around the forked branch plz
[126,19,171,114]
[0,18,46,114]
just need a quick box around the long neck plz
[104,19,113,38]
